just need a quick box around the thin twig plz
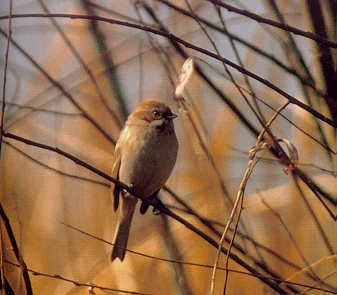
[181,3,291,292]
[3,140,109,187]
[0,0,12,157]
[0,3,33,294]
[0,14,335,127]
[214,3,266,125]
[177,3,265,293]
[5,260,152,295]
[261,198,312,270]
[212,101,290,294]
[163,186,305,274]
[0,27,117,145]
[81,0,129,122]
[293,169,336,218]
[159,214,194,295]
[292,177,334,254]
[60,223,335,294]
[156,0,325,98]
[206,0,337,48]
[263,0,334,163]
[2,131,289,294]
[2,131,127,190]
[0,204,33,294]
[37,0,123,128]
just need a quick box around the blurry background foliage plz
[0,0,336,294]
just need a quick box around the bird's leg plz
[140,190,160,215]
[123,183,134,199]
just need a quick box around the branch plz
[0,13,335,127]
[0,3,33,294]
[37,0,124,128]
[0,203,33,294]
[0,0,12,157]
[206,0,337,48]
[157,0,323,97]
[0,27,117,145]
[2,131,127,190]
[5,260,152,295]
[2,131,289,294]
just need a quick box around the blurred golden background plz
[0,1,336,294]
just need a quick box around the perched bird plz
[111,99,178,261]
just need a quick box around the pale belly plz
[118,130,178,199]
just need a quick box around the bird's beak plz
[166,113,177,120]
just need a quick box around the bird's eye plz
[152,110,160,116]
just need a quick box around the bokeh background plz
[0,1,336,294]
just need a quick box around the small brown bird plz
[111,100,178,261]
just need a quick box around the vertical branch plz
[1,1,14,293]
[0,204,33,294]
[264,0,333,162]
[211,101,289,295]
[0,0,12,156]
[265,0,314,82]
[214,4,266,124]
[81,0,129,121]
[291,178,334,255]
[141,1,261,138]
[261,198,312,270]
[37,0,123,129]
[160,214,194,295]
[303,0,337,120]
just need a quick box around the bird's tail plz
[111,196,137,262]
[111,216,133,261]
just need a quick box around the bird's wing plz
[111,148,121,212]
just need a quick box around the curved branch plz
[2,131,289,295]
[0,13,334,127]
[206,0,337,48]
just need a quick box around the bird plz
[110,99,178,262]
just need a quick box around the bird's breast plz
[118,125,178,199]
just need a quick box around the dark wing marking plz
[111,150,121,212]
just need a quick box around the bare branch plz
[5,260,152,295]
[206,0,337,48]
[0,204,33,294]
[0,13,335,127]
[2,131,290,294]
